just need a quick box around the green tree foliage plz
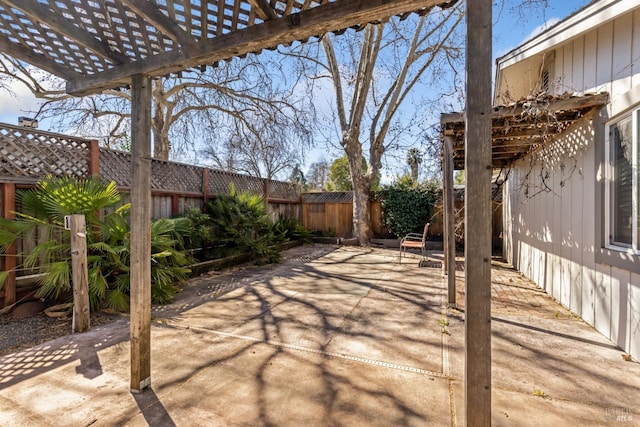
[378,178,439,238]
[326,156,354,191]
[326,155,380,191]
[0,176,190,312]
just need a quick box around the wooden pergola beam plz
[0,35,81,80]
[441,92,609,125]
[121,0,197,48]
[67,0,435,95]
[247,0,279,20]
[2,0,126,64]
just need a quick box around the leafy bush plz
[207,184,282,265]
[181,207,211,251]
[272,216,313,244]
[378,179,439,238]
[1,176,191,312]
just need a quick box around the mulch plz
[0,310,116,357]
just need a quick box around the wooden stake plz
[2,183,16,308]
[130,74,152,393]
[69,214,90,333]
[465,1,492,425]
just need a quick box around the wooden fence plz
[301,192,386,237]
[301,189,503,250]
[0,123,300,307]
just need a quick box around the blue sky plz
[493,1,591,57]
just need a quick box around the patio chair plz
[398,223,429,264]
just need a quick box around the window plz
[605,109,639,253]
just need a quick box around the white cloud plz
[0,79,41,117]
[524,17,561,43]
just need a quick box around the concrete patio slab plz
[0,244,638,426]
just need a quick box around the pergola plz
[439,91,609,312]
[0,1,493,424]
[440,93,609,320]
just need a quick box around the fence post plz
[263,178,270,213]
[1,183,16,308]
[88,139,100,177]
[171,195,180,216]
[202,168,210,205]
[68,214,90,332]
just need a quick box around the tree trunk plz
[152,81,170,160]
[410,163,419,182]
[352,177,373,244]
[345,141,373,244]
[153,127,170,160]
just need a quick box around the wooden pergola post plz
[444,136,456,305]
[465,1,492,425]
[130,74,153,393]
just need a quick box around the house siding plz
[503,6,640,359]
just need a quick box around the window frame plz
[604,108,639,254]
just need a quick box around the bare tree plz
[306,160,330,191]
[285,2,464,243]
[201,105,312,181]
[0,53,311,163]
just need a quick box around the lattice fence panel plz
[1,127,300,202]
[207,169,265,196]
[99,149,132,187]
[0,124,90,179]
[269,180,300,200]
[151,160,202,193]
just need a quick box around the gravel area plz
[0,312,116,357]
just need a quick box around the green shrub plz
[181,207,211,251]
[378,179,438,238]
[272,216,313,244]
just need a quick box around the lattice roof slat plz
[0,0,441,96]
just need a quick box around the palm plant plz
[4,176,191,312]
[207,184,282,264]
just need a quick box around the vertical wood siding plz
[504,10,640,359]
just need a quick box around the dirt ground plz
[0,310,116,357]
